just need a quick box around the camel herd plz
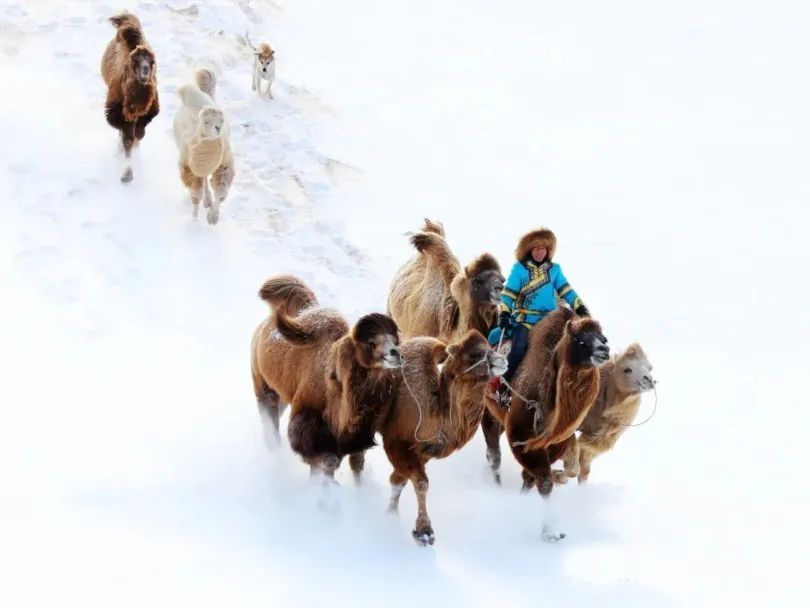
[252,219,656,545]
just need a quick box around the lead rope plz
[401,354,490,444]
[618,384,658,428]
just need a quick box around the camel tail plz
[195,68,217,99]
[258,275,317,316]
[109,13,143,50]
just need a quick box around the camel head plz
[444,330,508,380]
[565,317,610,367]
[197,106,224,140]
[351,313,403,370]
[465,253,504,307]
[129,45,155,84]
[612,343,655,393]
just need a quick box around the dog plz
[246,33,275,99]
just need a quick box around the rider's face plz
[531,246,547,263]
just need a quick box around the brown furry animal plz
[387,219,504,343]
[482,307,609,540]
[382,330,508,545]
[553,343,655,484]
[101,13,159,183]
[250,276,403,478]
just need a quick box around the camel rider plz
[488,227,590,386]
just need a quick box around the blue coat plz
[488,260,584,344]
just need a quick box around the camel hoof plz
[207,208,219,225]
[541,526,566,543]
[120,167,133,183]
[553,471,569,485]
[412,528,435,546]
[493,471,502,485]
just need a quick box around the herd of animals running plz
[101,13,657,546]
[101,12,274,223]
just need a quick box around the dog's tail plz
[195,68,217,99]
[110,13,143,50]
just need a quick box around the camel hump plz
[109,13,143,49]
[258,275,317,316]
[422,218,446,237]
[195,69,217,98]
[409,231,449,255]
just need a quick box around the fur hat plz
[515,228,557,262]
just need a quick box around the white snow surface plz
[1,0,808,606]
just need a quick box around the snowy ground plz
[1,0,808,606]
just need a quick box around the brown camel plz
[482,307,609,540]
[101,13,159,183]
[381,330,508,545]
[553,343,655,484]
[250,275,403,479]
[387,219,504,342]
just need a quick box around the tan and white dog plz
[246,33,275,99]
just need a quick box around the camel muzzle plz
[383,348,404,369]
[639,375,656,391]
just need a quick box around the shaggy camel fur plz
[382,330,508,545]
[173,69,235,225]
[250,276,403,478]
[387,219,504,342]
[101,13,159,183]
[553,343,655,484]
[482,307,609,540]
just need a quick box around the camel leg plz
[384,439,434,544]
[387,471,407,513]
[348,451,365,484]
[257,390,285,448]
[204,178,220,225]
[554,436,580,484]
[212,161,234,205]
[411,467,434,546]
[481,410,504,485]
[288,405,339,476]
[513,446,565,542]
[252,71,258,92]
[120,126,135,183]
[578,444,597,484]
[180,165,204,217]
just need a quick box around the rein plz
[401,354,492,445]
[617,383,658,428]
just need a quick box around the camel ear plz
[565,320,574,336]
[432,341,449,364]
